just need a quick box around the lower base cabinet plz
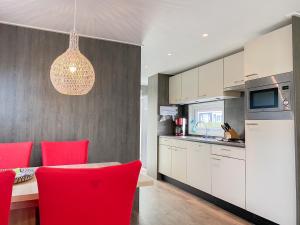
[211,155,245,208]
[158,145,172,176]
[171,147,187,183]
[158,138,246,210]
[187,142,211,194]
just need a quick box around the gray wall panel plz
[0,23,141,166]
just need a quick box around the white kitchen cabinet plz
[181,68,198,102]
[244,25,293,80]
[187,142,211,194]
[211,155,245,208]
[158,144,172,176]
[245,120,296,225]
[198,59,239,100]
[171,139,188,149]
[198,59,224,98]
[169,74,182,104]
[171,147,187,183]
[224,51,244,90]
[211,145,245,160]
[159,137,174,146]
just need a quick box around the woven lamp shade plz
[50,32,95,95]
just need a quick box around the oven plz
[245,72,294,120]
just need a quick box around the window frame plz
[188,101,224,137]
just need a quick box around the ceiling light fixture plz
[167,53,173,56]
[202,33,208,37]
[50,0,95,95]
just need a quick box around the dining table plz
[9,162,154,225]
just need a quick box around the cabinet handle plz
[211,157,221,161]
[246,123,259,126]
[234,80,244,84]
[245,73,258,77]
[220,148,231,152]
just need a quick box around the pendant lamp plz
[50,0,95,95]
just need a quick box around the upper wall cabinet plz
[198,60,240,100]
[244,25,293,80]
[224,51,244,90]
[169,74,182,104]
[198,59,224,98]
[181,68,198,102]
[169,55,241,105]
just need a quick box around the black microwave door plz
[250,88,279,109]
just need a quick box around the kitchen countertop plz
[160,135,245,148]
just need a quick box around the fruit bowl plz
[13,168,35,184]
[0,168,34,184]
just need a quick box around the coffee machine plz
[175,117,187,136]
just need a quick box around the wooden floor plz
[131,179,252,225]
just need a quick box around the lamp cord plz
[73,0,77,32]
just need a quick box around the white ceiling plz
[0,0,300,85]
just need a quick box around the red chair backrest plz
[0,170,15,225]
[36,160,142,225]
[41,140,89,166]
[0,142,33,169]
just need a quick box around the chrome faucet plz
[195,121,208,138]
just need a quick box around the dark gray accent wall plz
[292,16,300,225]
[0,23,141,166]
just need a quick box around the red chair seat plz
[0,142,33,169]
[36,160,142,225]
[0,170,16,225]
[41,140,89,166]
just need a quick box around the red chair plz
[0,142,33,169]
[41,140,89,166]
[0,170,15,225]
[36,160,142,225]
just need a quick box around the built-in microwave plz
[245,72,294,120]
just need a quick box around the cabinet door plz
[169,74,182,104]
[198,59,223,98]
[158,145,172,176]
[171,147,187,183]
[187,142,211,194]
[211,156,245,208]
[244,25,292,80]
[181,68,198,102]
[224,51,244,89]
[245,120,296,224]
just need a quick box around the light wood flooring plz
[131,179,252,225]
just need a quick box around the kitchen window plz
[188,101,224,137]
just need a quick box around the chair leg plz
[35,207,40,225]
[133,188,140,212]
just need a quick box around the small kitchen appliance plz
[175,117,186,136]
[245,72,293,120]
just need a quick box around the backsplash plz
[178,94,245,138]
[224,94,245,139]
